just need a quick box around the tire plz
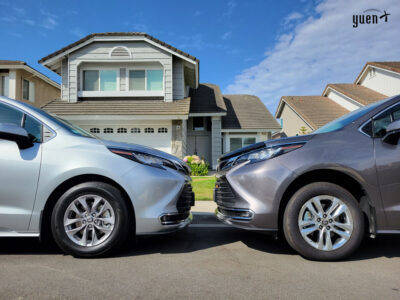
[51,182,130,258]
[283,182,364,261]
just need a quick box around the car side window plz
[24,115,42,142]
[0,103,42,143]
[0,103,23,126]
[373,105,400,138]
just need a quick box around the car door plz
[373,103,400,229]
[0,102,43,233]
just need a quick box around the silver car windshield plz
[26,104,95,138]
[314,99,388,134]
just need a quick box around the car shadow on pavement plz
[1,213,400,260]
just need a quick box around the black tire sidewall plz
[51,182,129,258]
[283,182,364,261]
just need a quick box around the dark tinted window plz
[373,104,400,138]
[24,115,42,142]
[0,103,23,126]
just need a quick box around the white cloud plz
[283,12,303,25]
[225,0,400,114]
[41,16,58,29]
[221,31,232,40]
[223,1,237,17]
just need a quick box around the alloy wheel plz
[63,194,115,247]
[298,195,353,251]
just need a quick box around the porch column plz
[211,116,222,169]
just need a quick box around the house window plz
[1,75,9,97]
[144,127,154,133]
[158,127,168,133]
[104,128,113,133]
[193,117,204,131]
[22,79,35,102]
[128,69,163,91]
[229,137,256,151]
[90,128,100,134]
[83,70,117,91]
[117,128,127,133]
[131,128,141,133]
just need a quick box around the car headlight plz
[109,148,175,170]
[223,143,305,169]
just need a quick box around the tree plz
[299,126,308,135]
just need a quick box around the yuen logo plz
[353,9,390,28]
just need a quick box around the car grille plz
[214,176,236,205]
[177,183,195,213]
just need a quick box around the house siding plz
[211,116,222,169]
[359,67,400,97]
[325,89,362,111]
[173,57,184,100]
[68,41,173,102]
[280,104,313,136]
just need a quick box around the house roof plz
[38,32,199,64]
[355,61,400,83]
[0,60,60,89]
[222,95,280,130]
[41,98,191,116]
[189,83,227,114]
[276,96,349,129]
[324,83,387,106]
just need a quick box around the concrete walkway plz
[192,200,216,213]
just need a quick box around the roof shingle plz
[189,83,226,114]
[355,61,400,83]
[42,98,190,116]
[222,95,280,130]
[326,83,387,106]
[279,96,350,129]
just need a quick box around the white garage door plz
[81,122,172,153]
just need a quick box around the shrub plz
[183,155,209,176]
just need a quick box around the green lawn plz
[191,176,216,201]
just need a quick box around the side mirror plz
[383,120,400,145]
[0,123,34,149]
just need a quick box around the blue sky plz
[0,0,399,113]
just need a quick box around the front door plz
[373,103,400,229]
[0,103,42,232]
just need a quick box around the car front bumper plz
[214,159,295,232]
[120,165,195,235]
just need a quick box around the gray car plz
[215,95,400,261]
[0,96,194,257]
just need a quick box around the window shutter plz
[29,82,35,102]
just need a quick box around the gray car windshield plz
[314,99,387,134]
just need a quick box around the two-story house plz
[39,32,280,168]
[0,60,60,107]
[275,61,400,136]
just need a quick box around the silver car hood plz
[100,139,184,163]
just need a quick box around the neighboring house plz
[39,32,279,168]
[275,61,400,136]
[0,60,60,107]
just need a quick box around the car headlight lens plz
[223,143,305,169]
[109,148,174,170]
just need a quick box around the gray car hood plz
[100,139,184,163]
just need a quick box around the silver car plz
[0,97,194,257]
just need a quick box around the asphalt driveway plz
[0,213,400,299]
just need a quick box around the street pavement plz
[0,205,400,299]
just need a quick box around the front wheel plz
[51,182,130,257]
[283,182,364,261]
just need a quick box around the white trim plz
[40,36,198,67]
[322,86,364,109]
[221,128,275,133]
[78,90,163,97]
[0,64,60,89]
[189,112,227,117]
[0,232,39,237]
[80,67,120,92]
[109,45,131,58]
[60,115,189,121]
